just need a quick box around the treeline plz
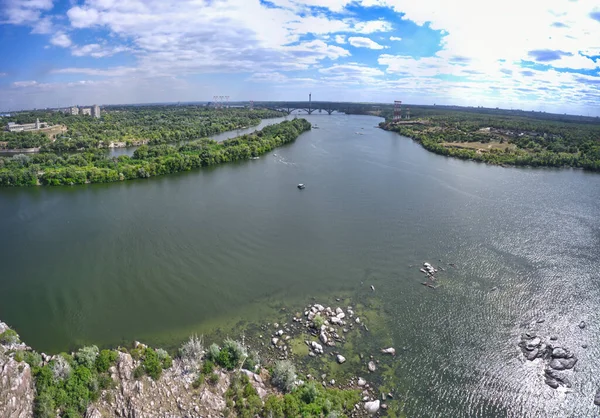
[0,130,50,149]
[0,118,311,186]
[0,106,286,152]
[382,112,600,171]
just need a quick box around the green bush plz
[313,314,325,328]
[263,394,285,418]
[271,360,296,393]
[155,348,172,369]
[143,348,162,380]
[25,351,42,367]
[0,329,20,344]
[215,338,247,370]
[95,349,118,373]
[14,350,25,362]
[202,359,215,375]
[207,343,221,362]
[208,373,220,385]
[75,346,99,368]
[51,356,72,381]
[192,374,205,388]
[133,365,145,379]
[243,350,260,371]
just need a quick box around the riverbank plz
[0,296,395,417]
[381,118,600,172]
[0,118,311,187]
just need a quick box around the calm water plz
[1,114,600,417]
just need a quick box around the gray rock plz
[579,321,586,329]
[336,355,346,364]
[552,348,568,358]
[526,348,538,361]
[545,378,559,389]
[358,377,366,387]
[381,347,396,355]
[368,361,376,372]
[550,336,558,341]
[364,400,380,415]
[549,357,577,370]
[594,389,600,406]
[320,333,328,345]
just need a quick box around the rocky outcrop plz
[0,322,35,418]
[88,352,234,418]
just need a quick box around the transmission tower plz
[394,101,402,122]
[406,107,410,120]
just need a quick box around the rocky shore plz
[0,298,395,418]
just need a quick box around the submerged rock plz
[579,321,586,329]
[381,347,396,355]
[551,348,568,358]
[368,361,376,372]
[336,355,346,364]
[594,389,600,406]
[549,357,577,371]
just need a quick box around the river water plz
[1,114,599,416]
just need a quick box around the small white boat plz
[250,157,259,160]
[297,183,306,189]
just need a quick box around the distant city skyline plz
[0,0,599,116]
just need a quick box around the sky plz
[0,0,599,115]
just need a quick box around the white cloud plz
[335,35,346,44]
[0,72,7,77]
[12,80,39,88]
[71,43,129,58]
[390,36,402,41]
[348,36,386,49]
[52,66,138,77]
[50,32,72,48]
[2,0,53,24]
[353,20,392,34]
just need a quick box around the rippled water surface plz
[1,114,600,416]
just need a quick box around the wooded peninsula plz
[381,107,600,171]
[0,116,311,187]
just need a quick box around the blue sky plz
[0,0,599,115]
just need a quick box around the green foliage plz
[95,349,118,373]
[0,118,312,187]
[75,346,99,369]
[0,329,20,344]
[207,343,221,361]
[201,359,215,375]
[313,314,325,329]
[242,350,260,372]
[192,374,205,388]
[142,348,162,380]
[263,394,285,418]
[216,338,247,370]
[25,351,43,368]
[208,372,220,385]
[133,365,145,379]
[383,109,600,172]
[155,348,173,369]
[271,360,296,393]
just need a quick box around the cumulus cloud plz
[71,43,129,58]
[12,80,39,88]
[390,36,402,41]
[2,0,53,24]
[335,35,346,44]
[354,20,392,33]
[50,32,72,48]
[348,36,386,49]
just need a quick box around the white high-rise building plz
[92,105,101,118]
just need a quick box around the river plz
[1,114,599,417]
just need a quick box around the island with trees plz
[380,107,600,171]
[0,118,311,187]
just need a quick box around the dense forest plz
[0,106,286,151]
[381,109,600,171]
[0,118,311,187]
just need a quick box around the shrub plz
[34,390,55,418]
[192,374,205,388]
[207,343,221,361]
[155,348,173,369]
[271,360,296,393]
[216,338,247,370]
[263,395,285,418]
[0,329,20,344]
[143,348,162,380]
[25,351,42,368]
[75,345,99,368]
[51,356,72,381]
[179,335,204,363]
[14,350,25,362]
[133,365,145,379]
[98,373,116,390]
[243,350,260,371]
[201,359,215,375]
[313,314,325,329]
[299,382,319,404]
[95,349,118,373]
[208,372,220,385]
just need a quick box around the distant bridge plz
[251,100,386,116]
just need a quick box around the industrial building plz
[5,119,47,132]
[66,104,101,118]
[81,108,92,116]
